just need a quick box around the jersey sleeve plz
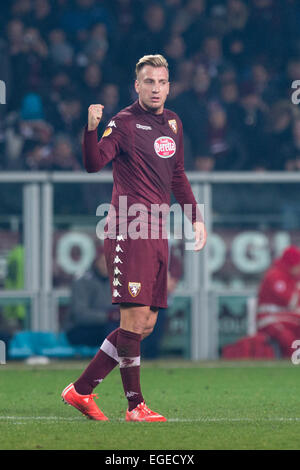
[171,119,203,224]
[82,116,128,173]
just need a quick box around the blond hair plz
[135,54,169,78]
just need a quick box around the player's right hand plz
[88,104,104,131]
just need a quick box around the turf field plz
[1,359,300,450]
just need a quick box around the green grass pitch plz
[1,360,300,450]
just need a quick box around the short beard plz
[139,98,163,114]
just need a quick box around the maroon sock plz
[116,328,144,411]
[74,328,120,395]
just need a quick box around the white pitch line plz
[1,416,300,424]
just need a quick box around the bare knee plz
[120,303,151,335]
[142,308,158,339]
[142,326,154,340]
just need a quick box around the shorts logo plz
[102,127,112,138]
[154,136,176,158]
[113,278,122,287]
[128,282,141,297]
[168,119,177,134]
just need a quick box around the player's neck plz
[138,99,164,116]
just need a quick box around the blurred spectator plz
[98,83,121,134]
[283,56,300,101]
[81,22,108,65]
[199,100,247,171]
[6,18,25,56]
[60,0,113,36]
[278,117,300,229]
[52,95,84,135]
[265,101,295,171]
[220,79,243,130]
[171,0,207,54]
[110,0,138,37]
[81,62,103,110]
[282,117,300,171]
[21,92,45,120]
[8,24,49,111]
[31,0,57,35]
[256,245,300,358]
[65,244,119,347]
[4,113,53,170]
[168,59,195,101]
[222,245,300,359]
[225,0,249,33]
[10,0,32,24]
[170,64,212,149]
[163,34,186,73]
[223,29,248,71]
[46,70,76,119]
[1,244,26,359]
[222,0,250,71]
[48,29,74,67]
[50,133,81,171]
[0,37,11,122]
[250,62,278,105]
[129,3,168,62]
[238,83,268,170]
[198,35,228,79]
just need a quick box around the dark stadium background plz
[1,0,300,360]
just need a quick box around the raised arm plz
[82,104,122,173]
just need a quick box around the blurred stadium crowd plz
[0,0,300,174]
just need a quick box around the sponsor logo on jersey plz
[128,282,141,297]
[102,127,112,138]
[108,120,116,127]
[168,119,177,134]
[136,123,152,130]
[154,136,176,158]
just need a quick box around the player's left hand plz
[192,221,207,252]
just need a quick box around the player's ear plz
[134,79,139,94]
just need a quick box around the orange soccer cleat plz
[126,401,167,422]
[61,383,109,421]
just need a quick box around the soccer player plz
[61,54,207,422]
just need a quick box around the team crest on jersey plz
[168,119,177,134]
[128,282,141,297]
[102,127,112,138]
[154,136,176,158]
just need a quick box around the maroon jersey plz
[83,100,202,236]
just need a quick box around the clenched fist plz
[88,104,104,131]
